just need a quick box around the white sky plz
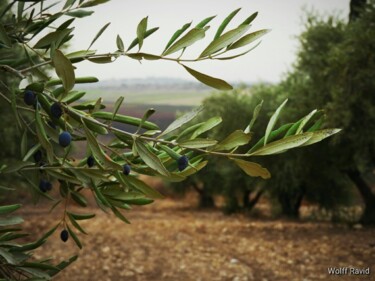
[68,0,349,83]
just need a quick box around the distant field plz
[80,89,212,106]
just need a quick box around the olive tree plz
[0,1,340,279]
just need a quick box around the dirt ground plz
[20,197,375,281]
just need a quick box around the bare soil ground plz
[20,198,375,281]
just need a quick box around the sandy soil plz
[20,198,375,281]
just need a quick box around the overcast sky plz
[67,0,349,83]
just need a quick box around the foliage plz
[250,3,375,219]
[0,0,341,279]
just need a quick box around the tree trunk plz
[349,0,367,22]
[192,183,215,208]
[347,169,375,224]
[278,187,305,219]
[246,189,264,211]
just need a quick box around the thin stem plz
[19,51,211,74]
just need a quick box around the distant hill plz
[77,77,253,106]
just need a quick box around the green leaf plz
[21,130,27,159]
[191,116,222,139]
[136,17,148,50]
[215,41,261,60]
[127,27,159,51]
[137,108,155,133]
[228,29,270,50]
[127,52,161,61]
[241,11,258,25]
[249,132,313,156]
[307,115,325,132]
[0,204,21,215]
[176,122,204,141]
[301,129,342,146]
[111,207,130,224]
[182,65,233,90]
[82,119,122,170]
[264,99,288,145]
[67,212,95,220]
[158,145,181,160]
[88,22,110,49]
[46,76,98,87]
[163,22,192,52]
[116,172,164,199]
[80,0,110,8]
[112,96,124,122]
[163,28,206,56]
[296,109,317,134]
[247,123,293,154]
[134,140,170,177]
[67,225,82,249]
[66,10,94,18]
[0,23,11,47]
[1,161,34,174]
[48,255,78,277]
[66,49,96,60]
[67,213,87,235]
[284,118,303,137]
[159,106,203,137]
[92,111,159,130]
[61,91,86,104]
[195,15,216,28]
[178,139,217,149]
[35,108,54,164]
[214,8,241,40]
[0,216,23,227]
[215,130,251,151]
[116,34,124,52]
[199,24,250,58]
[245,100,263,133]
[177,160,208,177]
[0,249,18,265]
[52,49,75,94]
[34,29,72,49]
[232,158,270,179]
[83,117,108,135]
[71,191,88,207]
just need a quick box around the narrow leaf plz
[200,24,250,58]
[241,12,258,25]
[245,100,263,133]
[116,34,124,52]
[182,64,233,90]
[88,22,110,50]
[163,22,192,52]
[134,140,170,177]
[228,29,270,50]
[163,28,206,56]
[127,27,159,51]
[214,8,241,40]
[232,158,271,179]
[0,204,21,215]
[296,109,317,134]
[52,49,75,94]
[136,17,148,50]
[67,225,82,249]
[264,99,288,145]
[215,130,251,151]
[191,116,222,139]
[301,129,342,146]
[178,139,217,149]
[249,132,313,156]
[195,15,216,28]
[159,106,203,137]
